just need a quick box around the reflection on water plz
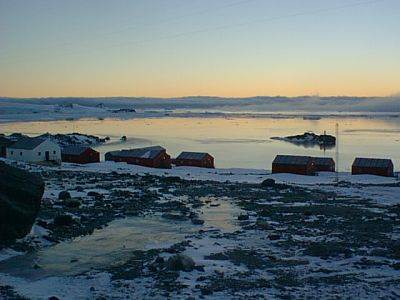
[0,197,239,279]
[1,116,400,170]
[199,196,240,233]
[0,217,195,279]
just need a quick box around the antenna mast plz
[335,123,339,184]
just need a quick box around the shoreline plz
[1,110,400,125]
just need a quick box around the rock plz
[0,162,44,241]
[268,234,281,240]
[165,254,196,272]
[200,287,213,295]
[391,263,400,270]
[191,218,205,225]
[161,176,181,183]
[271,132,336,147]
[195,265,205,272]
[48,296,60,300]
[155,256,165,264]
[87,191,104,200]
[197,276,207,281]
[261,178,276,187]
[63,199,81,208]
[238,214,249,221]
[53,214,74,226]
[255,218,270,229]
[162,213,189,221]
[58,191,71,200]
[87,191,101,197]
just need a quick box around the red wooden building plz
[105,146,171,169]
[173,152,215,168]
[352,157,394,177]
[272,155,315,176]
[62,146,100,164]
[313,157,335,172]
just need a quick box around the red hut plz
[105,146,171,169]
[272,155,315,176]
[62,146,100,164]
[313,157,335,172]
[352,157,394,177]
[174,152,215,168]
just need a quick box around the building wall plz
[0,146,6,158]
[174,155,214,168]
[6,140,61,162]
[62,149,100,164]
[272,163,314,176]
[105,150,171,169]
[352,165,394,177]
[315,164,335,172]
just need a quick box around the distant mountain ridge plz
[1,95,400,112]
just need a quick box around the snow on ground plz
[6,156,400,206]
[0,272,131,300]
[56,161,400,207]
[53,161,399,185]
[2,159,400,299]
[0,249,24,263]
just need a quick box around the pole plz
[335,123,339,184]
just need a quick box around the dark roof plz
[0,137,13,146]
[353,157,392,168]
[176,152,210,160]
[313,157,335,166]
[273,155,312,165]
[108,146,165,159]
[8,137,47,150]
[62,145,95,155]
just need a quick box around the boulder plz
[238,213,249,221]
[58,191,71,200]
[165,254,196,272]
[54,215,74,226]
[87,191,104,200]
[191,218,205,225]
[0,162,44,241]
[63,199,80,208]
[255,218,270,230]
[261,179,276,187]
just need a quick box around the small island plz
[271,132,336,148]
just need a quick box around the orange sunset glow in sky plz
[1,0,399,98]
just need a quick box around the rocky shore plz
[2,132,107,148]
[1,164,399,299]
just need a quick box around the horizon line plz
[0,94,394,100]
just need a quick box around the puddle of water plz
[0,197,241,280]
[199,197,241,233]
[0,216,195,279]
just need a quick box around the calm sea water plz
[1,116,400,171]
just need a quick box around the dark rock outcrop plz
[165,254,196,272]
[53,215,74,227]
[261,178,276,187]
[58,191,71,200]
[0,162,44,241]
[271,132,336,148]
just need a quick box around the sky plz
[0,0,399,98]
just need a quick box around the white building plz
[6,137,61,163]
